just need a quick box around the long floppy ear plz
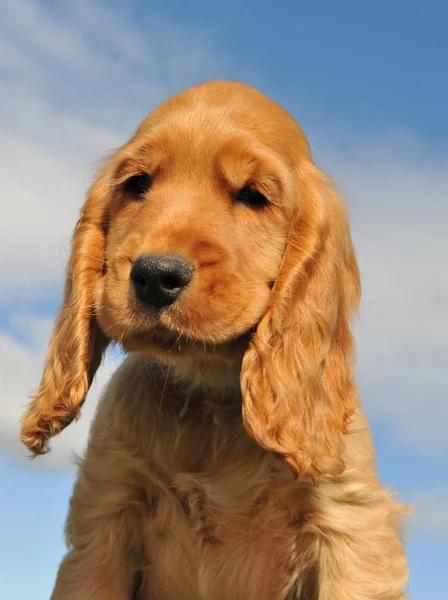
[241,161,361,481]
[20,172,110,456]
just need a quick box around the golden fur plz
[20,81,409,599]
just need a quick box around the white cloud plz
[0,0,224,300]
[314,142,448,456]
[411,489,448,539]
[1,314,122,469]
[0,0,446,483]
[0,0,228,466]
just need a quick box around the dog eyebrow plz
[217,147,286,206]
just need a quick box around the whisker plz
[157,363,171,418]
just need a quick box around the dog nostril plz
[160,274,181,291]
[130,254,194,309]
[133,273,147,287]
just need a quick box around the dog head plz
[20,81,360,479]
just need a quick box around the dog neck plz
[136,331,252,398]
[148,352,243,397]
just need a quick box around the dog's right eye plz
[123,173,152,199]
[234,186,268,209]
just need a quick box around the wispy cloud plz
[412,489,448,539]
[318,140,448,456]
[0,0,224,300]
[1,316,121,468]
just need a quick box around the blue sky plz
[0,0,447,598]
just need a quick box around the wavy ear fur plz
[20,174,110,456]
[241,161,361,481]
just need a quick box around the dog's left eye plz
[234,186,268,209]
[123,173,152,199]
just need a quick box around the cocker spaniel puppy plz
[20,81,409,599]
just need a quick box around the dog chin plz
[120,325,252,366]
[121,329,196,357]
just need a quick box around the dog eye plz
[234,186,268,208]
[123,173,152,199]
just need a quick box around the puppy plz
[21,81,409,599]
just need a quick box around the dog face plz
[21,81,361,480]
[94,82,307,359]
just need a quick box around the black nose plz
[130,254,194,308]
